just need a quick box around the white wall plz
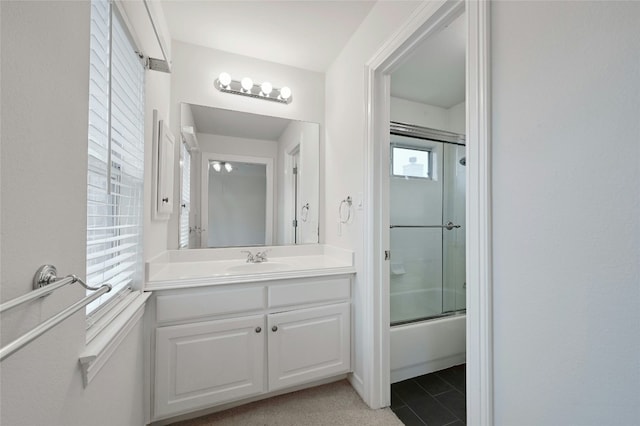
[168,41,325,249]
[390,96,465,134]
[0,2,156,425]
[324,0,423,392]
[491,2,640,424]
[391,96,448,130]
[198,134,278,160]
[446,101,465,135]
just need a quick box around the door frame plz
[362,1,493,425]
[283,145,301,245]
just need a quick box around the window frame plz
[85,0,146,329]
[390,144,433,180]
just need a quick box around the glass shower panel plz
[390,228,443,324]
[390,135,444,324]
[442,144,466,313]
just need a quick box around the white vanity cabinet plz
[151,275,352,421]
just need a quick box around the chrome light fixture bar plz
[214,72,292,104]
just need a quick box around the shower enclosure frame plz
[361,0,492,425]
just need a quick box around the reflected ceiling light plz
[211,161,234,173]
[214,72,292,104]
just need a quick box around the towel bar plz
[0,264,111,361]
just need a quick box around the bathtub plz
[390,289,466,383]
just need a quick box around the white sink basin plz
[226,262,290,274]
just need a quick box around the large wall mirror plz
[179,103,319,248]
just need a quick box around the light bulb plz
[218,72,231,88]
[212,162,221,172]
[261,82,273,96]
[280,86,292,100]
[224,162,233,172]
[241,77,253,92]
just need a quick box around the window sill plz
[79,291,151,387]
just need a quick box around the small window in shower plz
[392,146,431,179]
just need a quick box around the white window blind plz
[87,0,145,314]
[179,143,191,248]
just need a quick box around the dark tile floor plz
[391,364,466,426]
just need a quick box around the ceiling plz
[163,2,465,108]
[161,0,376,73]
[390,12,466,108]
[190,104,292,140]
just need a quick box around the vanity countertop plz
[145,245,355,290]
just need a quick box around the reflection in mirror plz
[205,155,272,247]
[179,103,320,248]
[208,161,268,247]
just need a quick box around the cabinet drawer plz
[268,277,350,309]
[157,286,265,324]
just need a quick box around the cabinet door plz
[154,315,265,419]
[267,303,350,391]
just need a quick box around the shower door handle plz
[390,222,461,230]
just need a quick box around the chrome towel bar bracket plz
[33,264,106,292]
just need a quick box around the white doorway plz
[362,1,492,424]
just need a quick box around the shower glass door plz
[389,133,466,325]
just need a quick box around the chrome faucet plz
[241,249,269,263]
[254,250,269,263]
[241,250,255,263]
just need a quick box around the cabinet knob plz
[162,197,169,203]
[255,327,262,333]
[271,326,278,332]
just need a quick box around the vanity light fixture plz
[212,162,221,172]
[214,72,292,104]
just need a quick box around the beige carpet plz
[170,380,403,426]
